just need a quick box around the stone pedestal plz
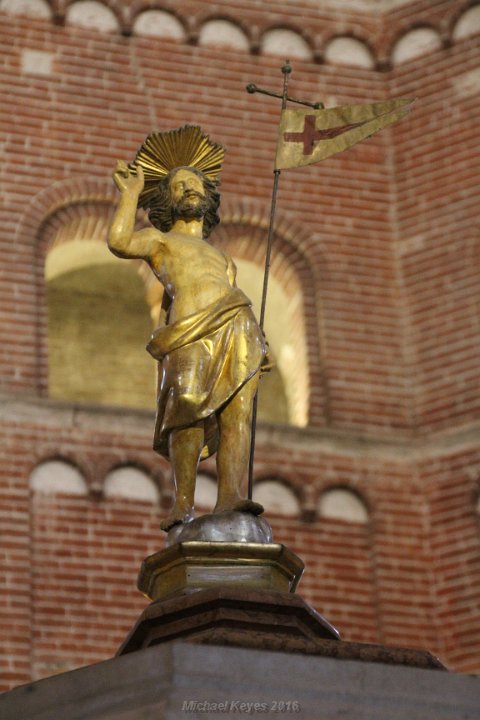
[118,585,341,655]
[119,540,340,655]
[117,516,443,681]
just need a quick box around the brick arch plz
[212,194,328,428]
[37,195,162,322]
[0,1,395,65]
[40,204,114,253]
[28,452,94,491]
[259,25,314,61]
[310,472,374,514]
[195,13,251,47]
[102,462,162,505]
[254,472,305,505]
[218,193,317,262]
[259,22,313,45]
[36,0,67,23]
[129,1,201,40]
[322,33,377,70]
[0,0,54,18]
[388,22,444,66]
[102,457,169,495]
[15,175,116,249]
[129,0,184,22]
[18,176,165,391]
[450,1,480,40]
[253,477,302,517]
[130,3,188,38]
[13,177,116,396]
[316,483,370,523]
[30,449,170,500]
[8,0,465,70]
[63,0,126,32]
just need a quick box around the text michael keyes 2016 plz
[182,700,301,713]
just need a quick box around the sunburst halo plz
[129,125,225,210]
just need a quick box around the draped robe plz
[147,287,266,459]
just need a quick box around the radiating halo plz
[129,125,225,209]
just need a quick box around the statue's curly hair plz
[146,166,220,239]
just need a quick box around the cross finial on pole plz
[247,60,301,500]
[246,64,413,500]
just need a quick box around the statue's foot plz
[213,498,264,516]
[160,506,193,532]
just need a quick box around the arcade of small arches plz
[1,0,480,70]
[29,458,371,523]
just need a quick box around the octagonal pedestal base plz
[138,541,305,602]
[118,542,445,672]
[118,585,341,655]
[118,541,340,656]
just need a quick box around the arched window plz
[133,10,186,40]
[261,28,313,60]
[198,19,249,50]
[30,460,87,496]
[324,36,375,69]
[104,466,159,503]
[253,479,300,516]
[65,1,119,32]
[318,487,369,523]
[0,0,51,18]
[453,5,480,40]
[391,27,442,65]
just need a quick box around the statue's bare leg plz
[161,423,204,531]
[214,372,264,516]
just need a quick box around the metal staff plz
[246,62,323,499]
[246,71,413,500]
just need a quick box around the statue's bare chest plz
[152,233,228,288]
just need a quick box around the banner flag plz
[275,99,414,170]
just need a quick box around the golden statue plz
[108,126,266,531]
[110,74,412,652]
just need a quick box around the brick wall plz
[1,0,480,691]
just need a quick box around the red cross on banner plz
[283,115,369,155]
[275,99,414,170]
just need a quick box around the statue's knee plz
[223,417,250,440]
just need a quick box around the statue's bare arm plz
[109,161,162,261]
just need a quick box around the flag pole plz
[247,61,292,500]
[245,80,413,499]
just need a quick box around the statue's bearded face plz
[169,168,209,221]
[149,166,220,238]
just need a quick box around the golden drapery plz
[147,288,266,460]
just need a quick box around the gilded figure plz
[108,126,267,531]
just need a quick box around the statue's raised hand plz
[113,160,144,196]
